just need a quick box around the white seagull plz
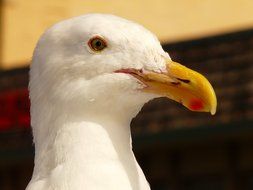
[27,14,217,190]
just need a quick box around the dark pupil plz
[95,40,102,47]
[90,38,106,51]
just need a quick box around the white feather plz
[27,13,170,190]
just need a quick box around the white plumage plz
[27,13,216,190]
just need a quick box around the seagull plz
[26,13,217,190]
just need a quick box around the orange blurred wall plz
[1,0,253,69]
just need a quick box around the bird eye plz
[88,36,107,52]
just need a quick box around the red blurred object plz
[0,88,30,131]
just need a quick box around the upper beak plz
[120,60,217,115]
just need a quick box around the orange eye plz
[88,36,107,52]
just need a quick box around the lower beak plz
[129,60,217,115]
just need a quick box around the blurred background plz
[0,0,253,189]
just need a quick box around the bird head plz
[30,14,216,124]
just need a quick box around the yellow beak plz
[130,60,217,115]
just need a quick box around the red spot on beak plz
[189,99,204,111]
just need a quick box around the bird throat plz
[31,114,149,189]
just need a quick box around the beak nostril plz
[176,78,190,84]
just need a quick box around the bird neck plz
[30,114,150,189]
[28,89,154,189]
[55,118,133,162]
